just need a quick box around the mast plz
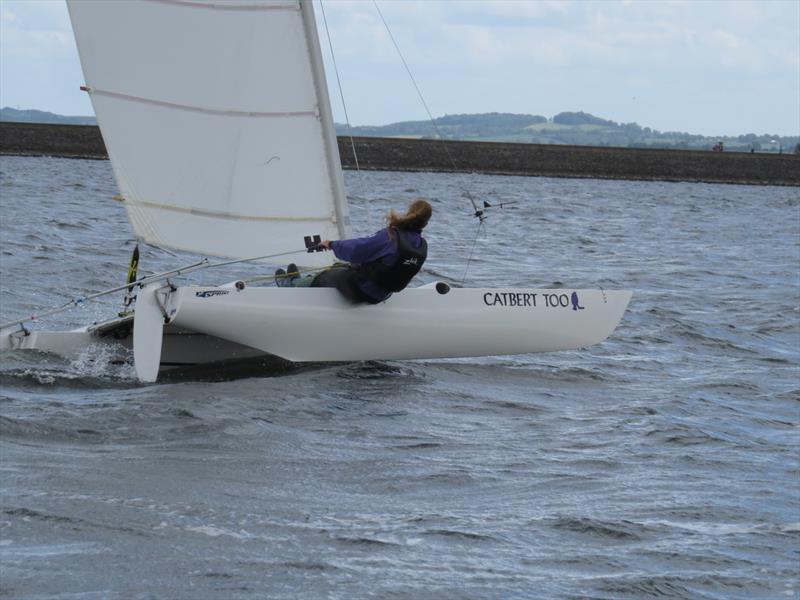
[300,0,351,240]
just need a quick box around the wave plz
[423,529,496,542]
[549,516,651,541]
[335,360,424,380]
[0,415,108,444]
[331,535,401,547]
[644,423,731,447]
[0,365,136,390]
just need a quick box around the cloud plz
[1,0,797,134]
[0,0,74,58]
[0,0,87,115]
[320,0,798,133]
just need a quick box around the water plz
[0,155,798,599]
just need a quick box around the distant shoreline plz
[1,121,797,187]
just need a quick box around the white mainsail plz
[67,0,350,265]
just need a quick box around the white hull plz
[166,284,631,362]
[2,284,631,380]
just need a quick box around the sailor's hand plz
[318,240,332,250]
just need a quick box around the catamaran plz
[0,0,631,382]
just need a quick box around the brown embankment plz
[0,122,107,160]
[1,121,797,186]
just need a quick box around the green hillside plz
[337,111,798,153]
[2,106,795,153]
[0,107,96,126]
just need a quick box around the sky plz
[1,0,798,136]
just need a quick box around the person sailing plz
[275,198,432,304]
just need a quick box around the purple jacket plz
[330,228,424,300]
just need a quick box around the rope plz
[0,246,324,330]
[320,0,360,172]
[246,265,330,285]
[0,258,208,330]
[202,247,320,270]
[461,220,484,285]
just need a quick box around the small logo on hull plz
[195,290,230,298]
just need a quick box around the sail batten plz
[83,87,318,119]
[120,197,335,223]
[148,0,299,11]
[68,0,350,266]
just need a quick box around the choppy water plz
[0,155,798,599]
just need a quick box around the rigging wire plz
[319,0,360,172]
[371,0,494,286]
[371,0,481,219]
[319,0,381,231]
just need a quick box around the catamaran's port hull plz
[0,316,268,370]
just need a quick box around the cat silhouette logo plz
[571,292,585,311]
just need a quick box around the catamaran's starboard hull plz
[2,285,631,377]
[166,285,632,362]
